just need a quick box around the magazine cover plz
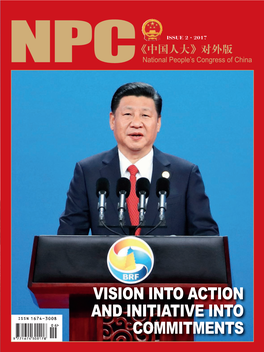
[0,0,261,350]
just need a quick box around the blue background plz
[11,70,253,341]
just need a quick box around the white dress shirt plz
[118,148,153,182]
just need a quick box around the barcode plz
[15,323,58,338]
[50,325,57,339]
[12,315,62,341]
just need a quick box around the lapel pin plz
[162,171,170,179]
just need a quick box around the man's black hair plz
[111,82,162,116]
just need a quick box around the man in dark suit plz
[58,82,219,236]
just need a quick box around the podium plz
[28,235,234,341]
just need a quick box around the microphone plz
[156,177,170,223]
[116,178,131,225]
[136,177,150,224]
[96,177,110,223]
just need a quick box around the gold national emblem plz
[142,19,163,41]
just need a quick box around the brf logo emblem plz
[107,237,154,284]
[142,19,163,41]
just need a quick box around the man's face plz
[109,95,161,161]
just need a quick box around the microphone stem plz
[159,192,167,221]
[118,192,126,223]
[98,191,107,221]
[138,191,147,223]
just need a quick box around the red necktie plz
[127,165,141,236]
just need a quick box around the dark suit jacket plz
[57,146,219,236]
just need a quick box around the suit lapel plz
[141,147,172,235]
[99,147,122,225]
